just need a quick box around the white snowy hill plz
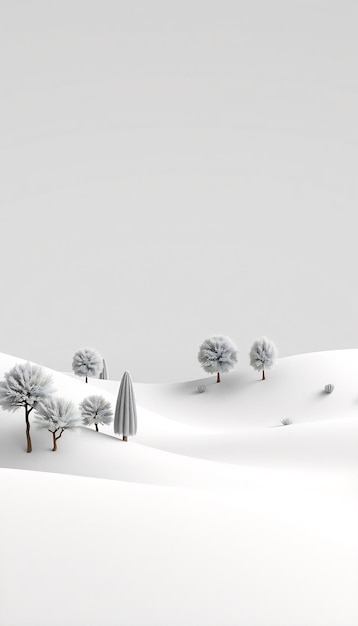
[0,349,357,626]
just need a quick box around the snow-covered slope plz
[0,349,357,626]
[131,349,358,429]
[2,466,357,626]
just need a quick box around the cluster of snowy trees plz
[0,361,137,453]
[198,335,277,382]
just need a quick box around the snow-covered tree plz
[34,397,82,451]
[114,371,137,441]
[198,335,238,383]
[79,395,113,432]
[72,347,103,383]
[249,336,277,380]
[0,362,55,452]
[99,358,108,380]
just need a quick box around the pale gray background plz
[0,0,357,382]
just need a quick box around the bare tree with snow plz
[80,395,113,432]
[34,397,82,451]
[249,337,277,380]
[72,347,103,383]
[198,335,238,383]
[0,362,55,452]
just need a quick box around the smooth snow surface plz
[1,350,358,626]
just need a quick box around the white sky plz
[0,0,357,381]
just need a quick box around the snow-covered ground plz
[1,350,358,626]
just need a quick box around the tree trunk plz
[25,405,32,453]
[262,369,265,380]
[216,372,221,383]
[123,435,128,442]
[52,432,57,452]
[95,424,99,432]
[85,376,88,383]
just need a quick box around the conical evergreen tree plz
[114,371,137,442]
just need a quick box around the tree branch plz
[55,428,65,441]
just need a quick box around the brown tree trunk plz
[95,424,99,432]
[123,435,128,442]
[51,429,64,451]
[262,369,265,380]
[216,372,221,383]
[25,405,32,453]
